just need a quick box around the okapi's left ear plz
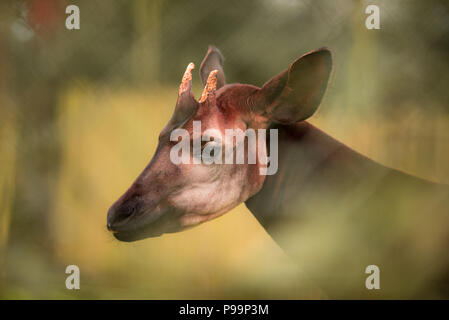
[200,46,226,90]
[256,48,332,123]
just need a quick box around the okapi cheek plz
[169,172,246,216]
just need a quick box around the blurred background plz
[0,0,448,299]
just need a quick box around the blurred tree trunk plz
[0,103,17,287]
[344,0,380,115]
[132,0,163,84]
[0,2,16,295]
[5,1,63,254]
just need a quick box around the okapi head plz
[107,46,332,241]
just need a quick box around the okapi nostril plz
[107,209,130,231]
[107,198,143,231]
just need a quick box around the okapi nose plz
[107,206,121,231]
[107,200,139,231]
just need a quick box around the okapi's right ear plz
[200,46,226,90]
[256,48,332,124]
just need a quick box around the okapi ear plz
[200,46,226,90]
[257,48,332,123]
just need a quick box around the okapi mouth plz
[111,207,184,242]
[113,227,163,242]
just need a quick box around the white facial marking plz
[169,165,249,226]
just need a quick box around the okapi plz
[107,46,449,297]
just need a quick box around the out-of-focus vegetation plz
[0,0,448,298]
